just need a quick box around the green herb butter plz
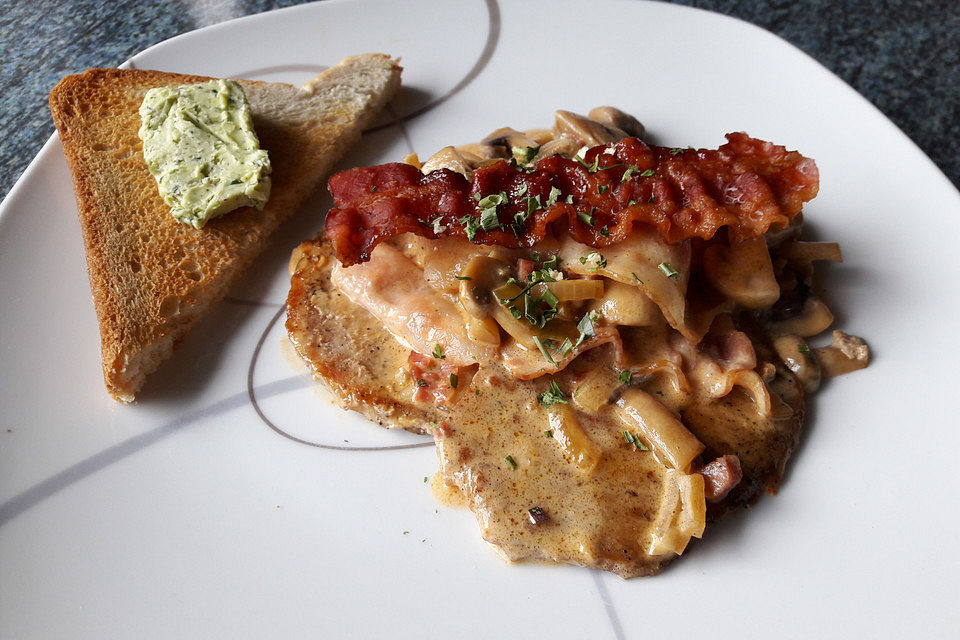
[138,79,271,228]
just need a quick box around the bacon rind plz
[326,134,818,267]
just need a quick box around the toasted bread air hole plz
[179,258,203,281]
[158,295,181,320]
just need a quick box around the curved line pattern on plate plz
[11,7,632,623]
[129,0,500,134]
[365,0,501,133]
[591,571,627,640]
[0,376,306,528]
[246,304,433,451]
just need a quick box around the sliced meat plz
[331,243,498,367]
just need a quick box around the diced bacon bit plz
[702,324,757,371]
[409,351,466,405]
[698,455,743,502]
[326,134,819,266]
[516,258,536,281]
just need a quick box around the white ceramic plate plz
[2,1,959,637]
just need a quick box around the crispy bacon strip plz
[327,134,818,267]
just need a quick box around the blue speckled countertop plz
[1,0,957,200]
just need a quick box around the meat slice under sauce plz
[430,350,802,578]
[287,232,807,577]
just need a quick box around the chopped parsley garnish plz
[540,287,560,309]
[516,182,528,197]
[565,194,575,204]
[459,215,481,241]
[580,252,606,270]
[546,186,562,207]
[618,370,633,384]
[669,147,683,155]
[557,337,574,358]
[476,191,507,231]
[640,169,656,177]
[477,192,507,209]
[575,310,599,347]
[577,209,595,226]
[512,145,540,166]
[532,335,559,367]
[543,430,553,438]
[623,430,649,451]
[449,373,458,388]
[370,185,377,192]
[504,455,518,470]
[528,267,556,283]
[647,195,656,203]
[524,293,538,324]
[631,272,643,284]
[480,206,501,230]
[658,261,679,279]
[415,379,426,387]
[798,343,812,355]
[454,275,471,281]
[537,380,569,407]
[621,165,640,181]
[597,184,608,194]
[432,344,446,359]
[432,217,447,234]
[599,226,610,237]
[523,194,542,217]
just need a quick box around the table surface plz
[1,0,957,201]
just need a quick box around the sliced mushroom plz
[533,136,582,163]
[614,389,704,471]
[458,256,512,318]
[554,110,626,146]
[571,366,622,413]
[547,404,602,473]
[465,315,501,347]
[589,279,660,326]
[772,334,821,392]
[768,298,834,337]
[779,240,843,263]
[523,128,556,145]
[455,143,503,170]
[480,127,541,153]
[588,106,645,139]
[703,236,781,308]
[420,146,472,177]
[538,279,604,302]
[814,330,870,377]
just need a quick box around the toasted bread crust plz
[49,56,402,401]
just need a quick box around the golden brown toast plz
[49,55,402,401]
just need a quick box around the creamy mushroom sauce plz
[286,109,869,577]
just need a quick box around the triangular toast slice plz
[50,54,401,401]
